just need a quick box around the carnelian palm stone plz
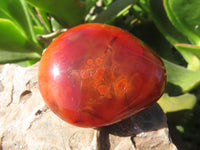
[38,23,166,128]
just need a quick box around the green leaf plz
[27,6,51,33]
[93,0,137,23]
[164,0,200,46]
[51,18,63,31]
[149,0,189,45]
[0,19,27,52]
[15,59,39,66]
[0,18,42,55]
[103,0,113,6]
[158,93,197,113]
[0,50,40,64]
[0,5,13,21]
[164,59,200,94]
[28,7,41,27]
[25,0,85,26]
[0,0,37,43]
[33,26,44,35]
[175,44,200,70]
[158,93,197,124]
[36,9,51,33]
[85,0,98,12]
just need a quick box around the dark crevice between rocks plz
[97,127,110,150]
[131,136,136,149]
[35,110,42,116]
[19,90,32,104]
[0,136,4,150]
[34,106,48,117]
[27,106,48,130]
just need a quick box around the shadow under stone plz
[97,103,168,150]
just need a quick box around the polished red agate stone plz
[38,23,166,128]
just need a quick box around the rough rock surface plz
[0,63,177,150]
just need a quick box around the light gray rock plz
[0,63,177,150]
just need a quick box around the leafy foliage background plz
[0,0,200,149]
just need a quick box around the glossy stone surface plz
[38,23,166,127]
